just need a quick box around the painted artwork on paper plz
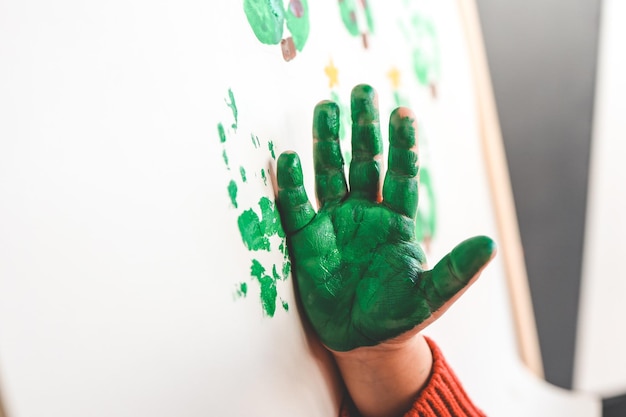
[227,0,446,315]
[218,89,291,317]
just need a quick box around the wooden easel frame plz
[458,0,545,378]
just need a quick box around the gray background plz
[475,0,602,389]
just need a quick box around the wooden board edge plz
[457,0,545,379]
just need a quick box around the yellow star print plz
[324,59,339,89]
[387,67,401,89]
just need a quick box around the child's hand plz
[276,84,496,352]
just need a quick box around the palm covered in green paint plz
[277,85,496,352]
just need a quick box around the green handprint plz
[276,85,495,351]
[398,6,441,97]
[338,0,375,48]
[243,0,310,61]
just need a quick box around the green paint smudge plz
[282,260,291,280]
[226,89,238,131]
[259,196,284,237]
[251,133,260,148]
[238,208,271,251]
[228,180,238,208]
[268,140,276,160]
[243,0,285,45]
[272,264,280,281]
[218,123,227,143]
[236,282,248,298]
[237,196,284,251]
[250,259,277,317]
[285,0,310,51]
[222,149,230,169]
[251,259,265,281]
[225,122,291,317]
[219,121,230,169]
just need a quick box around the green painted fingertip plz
[277,151,304,189]
[449,235,497,278]
[389,107,417,148]
[351,84,379,124]
[313,101,340,141]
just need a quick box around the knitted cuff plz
[340,336,485,417]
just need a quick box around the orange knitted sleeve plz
[340,337,486,417]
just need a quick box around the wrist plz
[332,333,433,417]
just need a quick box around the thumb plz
[418,235,496,316]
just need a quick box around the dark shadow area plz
[603,392,626,417]
[475,0,602,388]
